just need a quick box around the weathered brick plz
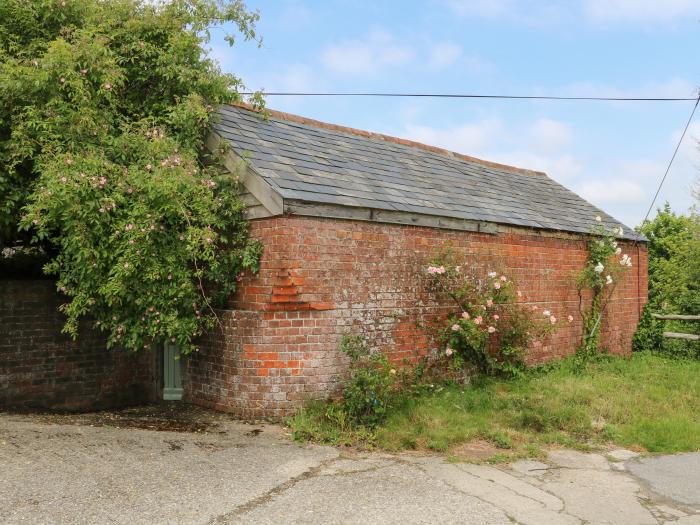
[183,215,648,419]
[1,280,156,411]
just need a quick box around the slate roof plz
[214,104,642,240]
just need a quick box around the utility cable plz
[240,91,696,102]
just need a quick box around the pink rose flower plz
[493,314,499,320]
[567,315,574,323]
[487,326,496,333]
[486,299,494,307]
[451,324,460,331]
[494,282,501,290]
[500,275,507,282]
[474,316,483,325]
[445,347,453,356]
[550,315,557,324]
[461,311,470,320]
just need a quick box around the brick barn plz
[0,104,647,417]
[182,104,648,418]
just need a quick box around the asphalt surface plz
[627,453,700,507]
[1,409,699,525]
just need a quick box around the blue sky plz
[209,0,700,227]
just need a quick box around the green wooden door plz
[163,342,183,401]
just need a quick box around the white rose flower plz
[542,310,551,316]
[605,275,613,285]
[594,262,604,273]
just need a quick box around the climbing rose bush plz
[0,0,264,353]
[426,259,565,377]
[575,217,633,358]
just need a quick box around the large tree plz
[0,0,264,353]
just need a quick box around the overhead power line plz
[240,88,700,232]
[240,91,697,102]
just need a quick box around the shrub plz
[632,304,664,353]
[633,204,699,358]
[339,334,397,426]
[425,257,562,377]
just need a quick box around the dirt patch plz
[2,403,234,434]
[451,440,501,461]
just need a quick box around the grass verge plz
[288,352,700,460]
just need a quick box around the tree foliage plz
[0,0,264,353]
[633,203,700,358]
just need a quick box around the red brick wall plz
[184,215,648,418]
[1,280,157,411]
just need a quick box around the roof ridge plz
[225,103,546,177]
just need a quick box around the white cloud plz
[583,0,700,23]
[558,77,697,101]
[674,120,700,163]
[441,0,565,25]
[574,156,698,227]
[276,63,315,92]
[396,117,582,182]
[401,119,504,155]
[228,62,321,114]
[442,0,513,18]
[528,118,574,153]
[494,151,584,181]
[428,42,462,69]
[272,2,314,29]
[577,179,646,204]
[669,120,700,205]
[233,62,318,93]
[391,114,700,227]
[443,0,700,26]
[320,30,414,75]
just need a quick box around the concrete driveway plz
[1,408,698,525]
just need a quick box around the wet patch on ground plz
[0,402,243,434]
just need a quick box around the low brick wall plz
[0,280,157,411]
[183,215,649,419]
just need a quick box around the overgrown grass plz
[288,352,700,458]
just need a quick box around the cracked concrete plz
[1,412,699,525]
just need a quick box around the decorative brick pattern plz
[184,215,648,419]
[0,280,156,411]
